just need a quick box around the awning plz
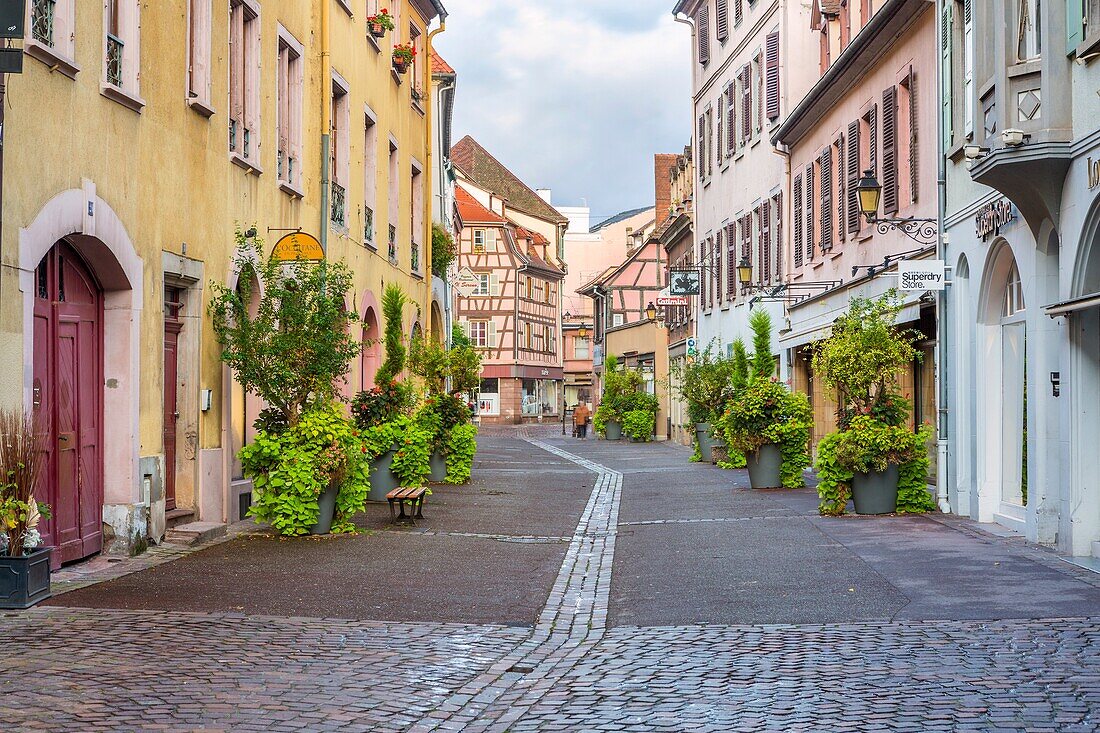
[1044,292,1100,317]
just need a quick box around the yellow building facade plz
[1,0,446,564]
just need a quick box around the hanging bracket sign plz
[897,260,946,291]
[272,232,324,262]
[455,267,480,297]
[669,268,701,295]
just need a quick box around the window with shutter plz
[726,84,736,156]
[847,120,860,233]
[708,237,715,309]
[761,200,771,284]
[741,214,751,262]
[805,164,815,261]
[717,96,725,167]
[755,53,764,134]
[734,0,743,26]
[793,174,803,269]
[698,114,707,180]
[706,110,714,177]
[717,0,729,40]
[907,70,918,203]
[836,134,845,242]
[869,103,878,173]
[727,222,738,294]
[773,193,783,282]
[741,65,751,143]
[882,85,898,215]
[716,229,724,304]
[698,6,710,65]
[821,149,833,252]
[765,31,780,120]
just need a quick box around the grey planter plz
[310,480,340,535]
[369,448,400,501]
[696,423,722,463]
[429,450,447,482]
[604,420,623,441]
[746,443,783,489]
[851,464,900,515]
[0,546,52,609]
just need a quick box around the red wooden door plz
[32,242,103,566]
[163,316,182,512]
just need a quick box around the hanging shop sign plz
[669,268,701,295]
[272,232,324,262]
[657,295,689,307]
[897,260,946,291]
[455,267,480,297]
[975,199,1015,241]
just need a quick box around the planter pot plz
[369,23,387,38]
[696,423,722,463]
[746,443,783,489]
[369,448,400,501]
[604,420,622,441]
[310,480,340,535]
[429,450,447,483]
[0,546,52,609]
[393,58,410,74]
[851,464,900,515]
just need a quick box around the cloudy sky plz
[434,0,692,226]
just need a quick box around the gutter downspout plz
[427,17,447,327]
[772,140,793,380]
[320,0,331,255]
[673,11,696,353]
[935,0,951,514]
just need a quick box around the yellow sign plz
[271,232,324,262]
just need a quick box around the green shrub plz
[622,410,656,441]
[431,223,458,279]
[360,415,433,488]
[716,376,811,488]
[445,423,478,484]
[596,356,657,437]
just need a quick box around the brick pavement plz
[3,434,1100,732]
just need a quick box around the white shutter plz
[490,272,501,296]
[488,321,498,348]
[487,228,498,251]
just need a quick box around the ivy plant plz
[444,423,478,484]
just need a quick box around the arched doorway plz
[361,306,381,388]
[32,240,104,564]
[229,271,262,487]
[977,242,1028,528]
[430,301,444,344]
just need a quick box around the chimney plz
[654,153,677,227]
[536,188,553,204]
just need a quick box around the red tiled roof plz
[513,225,549,246]
[431,51,455,75]
[451,136,569,225]
[455,187,506,224]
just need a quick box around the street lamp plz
[645,302,657,321]
[855,169,882,221]
[578,324,589,339]
[852,168,937,245]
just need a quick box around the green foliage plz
[749,310,775,379]
[351,381,416,427]
[716,377,811,488]
[811,290,920,425]
[731,339,749,393]
[360,416,432,488]
[451,323,473,348]
[253,407,289,436]
[672,343,737,426]
[415,395,472,453]
[209,232,361,426]
[622,410,656,441]
[431,223,458,278]
[690,440,703,462]
[813,432,853,516]
[596,356,657,436]
[376,284,408,387]
[239,402,370,535]
[717,448,747,470]
[408,332,450,395]
[444,423,478,484]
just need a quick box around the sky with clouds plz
[434,0,692,226]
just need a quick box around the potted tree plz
[594,356,639,440]
[367,8,394,38]
[209,232,369,535]
[622,391,660,442]
[812,292,936,516]
[0,409,52,609]
[393,43,416,74]
[674,341,747,464]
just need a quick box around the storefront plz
[476,366,563,424]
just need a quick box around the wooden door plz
[32,242,103,566]
[163,287,183,511]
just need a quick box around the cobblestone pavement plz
[3,434,1100,732]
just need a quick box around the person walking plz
[573,402,591,439]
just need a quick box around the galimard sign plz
[897,260,945,291]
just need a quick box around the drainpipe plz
[320,0,331,255]
[772,140,793,380]
[935,0,951,514]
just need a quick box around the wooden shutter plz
[882,85,898,215]
[726,84,736,156]
[765,31,780,120]
[1068,0,1084,52]
[490,272,500,296]
[847,120,860,233]
[698,6,710,65]
[761,200,771,284]
[941,0,953,147]
[488,320,498,348]
[741,66,751,143]
[836,134,845,241]
[741,214,751,260]
[820,148,833,252]
[734,0,743,26]
[793,174,803,269]
[715,229,724,304]
[756,53,764,134]
[805,164,815,261]
[908,70,918,203]
[698,114,707,178]
[773,192,783,281]
[717,0,729,41]
[726,222,738,294]
[869,103,878,173]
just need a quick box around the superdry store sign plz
[975,199,1015,241]
[897,260,946,291]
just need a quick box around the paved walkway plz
[3,432,1100,732]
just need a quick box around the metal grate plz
[388,225,398,265]
[106,34,124,87]
[411,242,420,272]
[32,0,56,46]
[331,181,346,226]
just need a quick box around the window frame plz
[26,0,79,78]
[101,0,145,111]
[229,0,262,170]
[187,0,214,115]
[277,27,305,195]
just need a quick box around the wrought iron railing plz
[31,0,55,46]
[364,206,375,244]
[106,34,124,87]
[411,242,420,272]
[331,181,347,226]
[388,225,398,264]
[229,119,237,152]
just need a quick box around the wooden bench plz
[386,487,427,524]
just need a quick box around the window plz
[28,0,77,74]
[363,112,378,244]
[103,0,141,102]
[740,64,751,145]
[717,94,726,167]
[388,140,399,263]
[473,229,486,253]
[793,174,804,268]
[698,114,708,180]
[188,0,213,111]
[765,31,780,120]
[524,322,533,349]
[753,52,763,135]
[277,31,304,192]
[717,0,729,41]
[469,321,489,348]
[411,161,424,271]
[229,0,260,165]
[330,76,350,227]
[1017,0,1041,61]
[725,83,736,157]
[900,71,918,205]
[390,0,402,51]
[697,4,710,65]
[882,85,899,215]
[472,273,490,296]
[410,24,424,103]
[1003,261,1025,317]
[706,109,714,177]
[574,336,590,360]
[612,313,625,327]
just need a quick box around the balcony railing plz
[364,206,375,244]
[411,242,420,272]
[31,0,55,46]
[229,119,237,152]
[388,225,398,265]
[106,34,124,87]
[331,181,347,227]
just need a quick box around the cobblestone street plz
[4,431,1100,732]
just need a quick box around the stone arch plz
[360,288,382,389]
[1072,193,1100,298]
[430,300,445,344]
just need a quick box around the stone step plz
[163,521,227,547]
[164,508,196,530]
